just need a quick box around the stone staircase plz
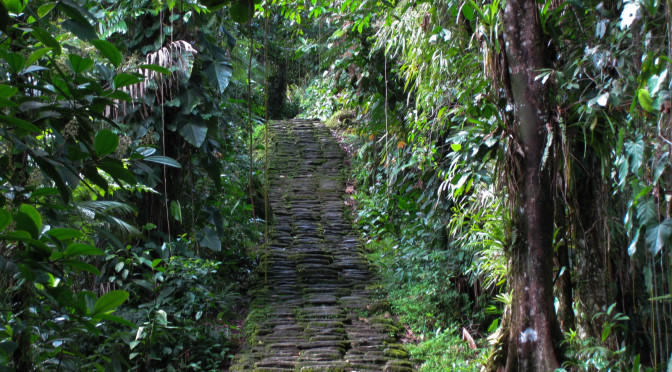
[230,119,413,371]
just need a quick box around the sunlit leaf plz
[94,129,119,157]
[91,290,129,317]
[92,39,122,68]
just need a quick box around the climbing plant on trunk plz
[501,0,562,370]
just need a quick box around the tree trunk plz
[573,151,611,340]
[502,0,562,370]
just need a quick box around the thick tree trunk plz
[573,151,611,340]
[502,0,562,370]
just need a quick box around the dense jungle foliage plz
[0,0,670,370]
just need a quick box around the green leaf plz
[62,19,97,41]
[98,159,136,185]
[64,243,104,258]
[97,313,137,328]
[1,115,41,133]
[230,0,253,23]
[143,155,182,168]
[199,227,221,252]
[2,0,25,13]
[204,60,233,93]
[601,323,611,342]
[91,39,122,68]
[94,129,119,157]
[113,73,143,89]
[46,228,84,241]
[645,218,672,256]
[0,209,11,232]
[91,290,129,318]
[63,259,101,275]
[170,200,182,223]
[137,64,170,75]
[37,3,56,18]
[33,157,71,203]
[105,90,132,102]
[0,84,18,99]
[451,143,462,151]
[68,53,94,74]
[30,27,61,54]
[638,88,655,113]
[178,122,208,148]
[15,204,42,239]
[27,48,51,66]
[0,3,8,33]
[1,51,25,74]
[83,165,108,191]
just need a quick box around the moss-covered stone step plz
[229,119,412,371]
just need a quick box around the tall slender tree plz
[501,0,562,369]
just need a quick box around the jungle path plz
[231,119,413,371]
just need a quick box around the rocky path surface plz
[231,119,413,371]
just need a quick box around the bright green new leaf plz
[1,0,25,13]
[91,290,129,318]
[637,88,655,113]
[94,129,119,157]
[37,3,56,18]
[451,143,462,151]
[92,39,122,68]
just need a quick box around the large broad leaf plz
[204,60,233,93]
[91,290,129,318]
[91,39,122,68]
[46,228,84,241]
[30,27,61,55]
[178,121,208,148]
[68,54,94,74]
[62,19,97,41]
[645,218,672,256]
[98,159,136,185]
[34,157,71,203]
[2,0,25,13]
[15,204,42,239]
[0,3,9,33]
[198,226,221,252]
[64,243,104,258]
[94,129,119,157]
[113,73,143,89]
[230,0,254,23]
[97,313,137,328]
[144,155,182,168]
[0,209,11,232]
